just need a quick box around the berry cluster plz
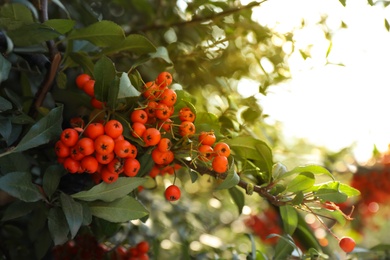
[56,71,233,201]
[55,119,141,184]
[114,241,150,260]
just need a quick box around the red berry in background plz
[165,184,181,201]
[339,236,356,253]
[155,71,173,89]
[75,73,91,89]
[90,97,104,109]
[83,79,95,97]
[136,241,150,254]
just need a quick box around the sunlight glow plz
[239,0,390,162]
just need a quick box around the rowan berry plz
[212,155,228,174]
[83,79,95,97]
[199,131,216,146]
[94,135,115,155]
[60,128,79,147]
[157,138,172,152]
[136,241,150,254]
[178,121,196,136]
[131,122,146,138]
[165,184,181,201]
[107,158,124,174]
[155,71,173,89]
[159,88,177,106]
[84,122,105,140]
[104,119,123,139]
[123,158,141,177]
[339,237,356,253]
[90,97,104,109]
[142,81,160,100]
[142,128,161,146]
[77,138,95,156]
[63,157,81,174]
[198,145,214,162]
[145,101,158,118]
[80,156,99,174]
[75,73,91,89]
[214,142,231,157]
[70,145,85,161]
[158,118,173,132]
[95,152,115,165]
[179,108,195,122]
[114,139,133,158]
[130,109,148,124]
[151,149,174,165]
[149,165,161,178]
[155,103,171,120]
[55,141,71,158]
[101,167,118,183]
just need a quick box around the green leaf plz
[118,72,141,98]
[7,23,62,46]
[48,207,69,245]
[385,19,390,32]
[0,172,43,202]
[0,96,12,111]
[60,193,83,239]
[315,188,348,203]
[43,165,65,198]
[291,191,304,205]
[102,34,156,55]
[67,20,125,47]
[216,159,239,190]
[2,200,36,221]
[149,46,172,64]
[272,234,295,259]
[285,172,315,193]
[68,52,94,75]
[194,112,221,134]
[314,181,360,198]
[280,205,298,235]
[71,177,146,202]
[107,75,120,109]
[89,196,148,222]
[272,162,288,180]
[0,117,12,141]
[81,202,92,225]
[338,0,346,6]
[11,105,63,154]
[0,54,11,83]
[44,19,75,34]
[228,186,244,214]
[225,136,273,174]
[93,56,116,103]
[0,3,34,29]
[279,164,334,181]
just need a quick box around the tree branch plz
[128,1,267,34]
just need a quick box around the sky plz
[239,0,390,163]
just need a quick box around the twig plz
[128,1,267,34]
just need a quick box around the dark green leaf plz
[43,164,65,198]
[0,96,12,111]
[194,112,221,134]
[81,202,92,225]
[93,56,116,102]
[291,191,304,205]
[7,23,61,46]
[0,172,43,202]
[67,20,125,47]
[34,227,52,260]
[280,205,298,235]
[107,75,120,109]
[315,188,348,203]
[102,34,156,55]
[71,177,146,202]
[385,19,390,32]
[285,172,315,193]
[313,181,360,197]
[0,117,12,141]
[0,54,11,83]
[68,52,94,75]
[89,196,148,222]
[228,186,244,214]
[272,234,295,259]
[60,193,83,239]
[11,105,63,154]
[216,159,239,190]
[48,207,69,245]
[11,112,35,125]
[2,200,36,221]
[44,19,75,34]
[338,0,346,6]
